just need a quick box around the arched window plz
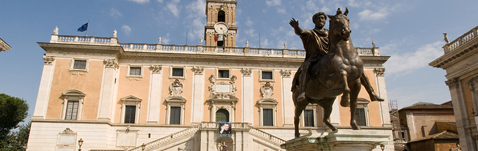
[218,10,225,22]
[216,109,229,122]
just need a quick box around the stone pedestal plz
[281,130,390,151]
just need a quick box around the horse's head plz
[328,8,351,40]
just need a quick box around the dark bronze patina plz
[290,8,384,138]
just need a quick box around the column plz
[374,68,391,126]
[281,70,294,127]
[241,68,253,124]
[32,56,56,119]
[200,130,208,151]
[97,59,118,121]
[446,78,475,151]
[192,66,205,124]
[147,65,162,123]
[235,131,242,151]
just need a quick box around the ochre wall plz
[46,59,103,120]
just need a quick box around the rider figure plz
[290,12,384,102]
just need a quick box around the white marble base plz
[281,129,390,151]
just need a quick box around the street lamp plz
[380,144,385,151]
[78,138,84,151]
[141,143,145,151]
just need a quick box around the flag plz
[214,35,224,42]
[214,35,219,42]
[77,22,88,32]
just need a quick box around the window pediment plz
[120,95,142,102]
[61,89,85,99]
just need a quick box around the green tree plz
[0,93,28,148]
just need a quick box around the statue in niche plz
[289,8,384,137]
[170,79,183,96]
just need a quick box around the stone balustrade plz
[50,34,382,57]
[443,25,478,53]
[248,128,286,145]
[128,127,199,151]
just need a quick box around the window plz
[65,101,79,120]
[129,66,142,76]
[216,109,229,122]
[263,109,273,126]
[120,95,142,124]
[354,98,370,126]
[218,10,225,22]
[218,69,230,79]
[170,107,181,124]
[260,70,274,81]
[61,90,85,120]
[171,67,185,78]
[304,110,314,127]
[73,60,87,70]
[124,105,136,124]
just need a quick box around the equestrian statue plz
[290,8,384,138]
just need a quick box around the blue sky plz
[1,0,477,120]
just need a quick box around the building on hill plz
[26,0,393,150]
[430,25,478,151]
[395,101,458,151]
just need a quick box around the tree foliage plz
[0,93,28,139]
[0,93,29,150]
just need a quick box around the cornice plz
[429,38,478,69]
[38,42,124,54]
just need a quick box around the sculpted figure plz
[290,12,383,103]
[290,8,384,137]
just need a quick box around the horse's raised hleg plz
[339,70,350,107]
[294,101,307,138]
[321,98,337,131]
[349,79,361,130]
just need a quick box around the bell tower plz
[204,0,237,47]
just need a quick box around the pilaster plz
[241,68,253,124]
[374,68,391,126]
[281,70,294,127]
[329,97,341,126]
[192,66,205,124]
[32,55,56,119]
[97,59,118,122]
[147,65,162,123]
[446,78,475,150]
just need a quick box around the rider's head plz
[312,12,327,28]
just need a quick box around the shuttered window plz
[124,105,136,124]
[65,101,79,120]
[304,110,314,127]
[129,67,141,76]
[216,109,229,122]
[170,107,181,124]
[73,60,87,69]
[263,109,273,126]
[262,71,273,80]
[172,68,184,77]
[355,108,367,126]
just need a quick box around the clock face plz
[214,23,228,34]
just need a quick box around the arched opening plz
[218,10,225,22]
[216,109,229,122]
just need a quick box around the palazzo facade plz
[27,0,393,150]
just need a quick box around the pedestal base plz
[281,129,390,151]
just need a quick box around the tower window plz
[218,10,225,22]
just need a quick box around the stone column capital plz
[43,55,55,65]
[445,78,460,89]
[374,67,385,77]
[103,59,118,68]
[192,66,204,75]
[150,65,162,74]
[241,68,251,77]
[280,70,291,78]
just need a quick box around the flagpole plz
[186,29,188,45]
[85,20,89,37]
[259,33,261,48]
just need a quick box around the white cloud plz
[157,0,163,3]
[245,18,254,27]
[128,0,149,4]
[122,25,132,35]
[110,8,122,19]
[348,0,360,7]
[277,8,286,14]
[305,0,316,11]
[384,41,445,76]
[358,8,389,21]
[162,33,171,44]
[167,0,181,17]
[184,0,206,41]
[266,0,281,6]
[244,28,256,37]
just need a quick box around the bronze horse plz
[292,8,363,137]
